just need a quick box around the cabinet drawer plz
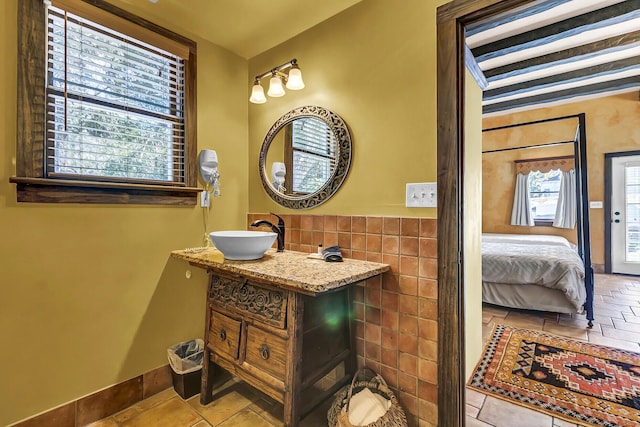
[209,311,241,361]
[245,325,287,381]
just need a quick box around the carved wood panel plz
[208,275,288,329]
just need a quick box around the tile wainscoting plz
[249,213,438,426]
[15,214,439,427]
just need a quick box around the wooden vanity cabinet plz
[200,271,356,427]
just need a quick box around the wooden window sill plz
[10,177,200,205]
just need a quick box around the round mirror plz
[259,105,352,209]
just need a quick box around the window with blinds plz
[529,169,561,223]
[290,118,337,194]
[46,5,186,185]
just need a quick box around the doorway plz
[606,151,640,275]
[437,1,640,425]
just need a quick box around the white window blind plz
[46,5,186,184]
[291,118,337,193]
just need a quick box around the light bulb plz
[286,65,305,90]
[249,82,266,104]
[267,75,285,97]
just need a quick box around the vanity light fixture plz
[249,58,305,104]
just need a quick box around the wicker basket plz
[327,366,408,427]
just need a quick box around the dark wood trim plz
[185,49,198,188]
[82,0,197,50]
[16,0,46,178]
[436,1,535,426]
[10,176,200,192]
[10,177,199,205]
[437,0,532,22]
[437,14,464,427]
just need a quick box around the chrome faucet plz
[250,213,285,252]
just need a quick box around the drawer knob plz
[260,344,270,360]
[219,328,227,341]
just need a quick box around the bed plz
[482,233,586,314]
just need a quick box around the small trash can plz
[167,338,204,399]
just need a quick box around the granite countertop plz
[171,248,389,295]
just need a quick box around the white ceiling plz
[107,0,362,59]
[466,0,640,116]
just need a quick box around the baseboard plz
[10,364,172,427]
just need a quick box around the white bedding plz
[482,233,575,249]
[482,234,586,312]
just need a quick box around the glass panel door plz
[612,155,640,275]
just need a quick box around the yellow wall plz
[1,0,469,424]
[464,71,484,381]
[482,127,576,243]
[482,92,640,265]
[248,0,450,217]
[0,1,248,424]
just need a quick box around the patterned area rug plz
[468,324,640,427]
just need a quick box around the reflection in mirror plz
[271,162,286,193]
[269,118,337,196]
[259,106,351,210]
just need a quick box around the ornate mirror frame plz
[258,105,352,209]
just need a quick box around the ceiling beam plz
[472,0,640,60]
[483,75,640,114]
[465,44,489,89]
[484,55,640,100]
[465,0,571,37]
[483,29,640,80]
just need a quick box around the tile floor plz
[467,273,640,427]
[86,376,332,427]
[87,274,639,427]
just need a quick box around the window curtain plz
[511,172,534,226]
[553,169,576,228]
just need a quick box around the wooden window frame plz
[11,0,199,205]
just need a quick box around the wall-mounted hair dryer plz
[199,150,220,199]
[271,162,286,193]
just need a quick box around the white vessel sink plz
[209,230,277,260]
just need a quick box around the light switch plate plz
[589,201,603,209]
[406,182,437,207]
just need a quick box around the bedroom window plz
[12,0,199,204]
[529,169,561,226]
[511,156,576,229]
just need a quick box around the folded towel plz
[322,245,343,262]
[346,387,390,425]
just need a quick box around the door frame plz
[436,1,537,425]
[604,150,640,274]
